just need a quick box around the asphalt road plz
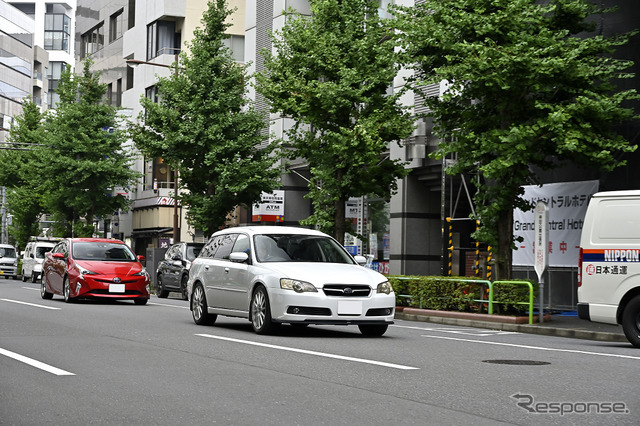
[1,278,638,425]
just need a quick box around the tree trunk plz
[334,197,346,245]
[495,208,513,280]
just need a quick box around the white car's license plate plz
[109,284,125,293]
[338,300,362,315]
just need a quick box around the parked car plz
[0,244,18,280]
[22,240,56,283]
[187,226,395,336]
[41,238,150,305]
[156,242,204,300]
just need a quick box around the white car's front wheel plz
[251,286,278,335]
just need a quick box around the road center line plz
[421,334,640,361]
[196,333,419,370]
[0,298,61,310]
[148,302,190,309]
[0,348,75,376]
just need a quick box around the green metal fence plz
[396,277,535,324]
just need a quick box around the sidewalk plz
[394,308,629,343]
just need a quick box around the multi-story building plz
[8,0,75,108]
[1,0,54,243]
[1,1,36,143]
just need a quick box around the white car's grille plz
[322,284,371,297]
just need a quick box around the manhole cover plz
[483,359,550,366]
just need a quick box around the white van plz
[21,240,55,283]
[578,190,640,347]
[0,244,18,279]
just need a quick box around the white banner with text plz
[512,180,599,267]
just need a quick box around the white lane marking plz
[421,334,640,361]
[148,302,189,309]
[196,333,419,370]
[393,324,517,336]
[0,298,61,310]
[22,287,40,291]
[0,348,75,376]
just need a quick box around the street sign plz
[534,201,548,323]
[534,201,548,279]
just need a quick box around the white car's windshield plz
[254,234,354,264]
[72,242,136,261]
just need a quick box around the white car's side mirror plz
[353,255,367,266]
[230,252,249,263]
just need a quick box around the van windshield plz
[0,247,16,258]
[35,246,53,258]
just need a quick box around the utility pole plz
[1,186,7,244]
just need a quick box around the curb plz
[394,310,628,343]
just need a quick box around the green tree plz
[0,99,46,247]
[42,60,140,237]
[255,0,413,243]
[394,0,638,279]
[130,0,281,235]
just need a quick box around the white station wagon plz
[188,226,395,336]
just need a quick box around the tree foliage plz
[0,99,46,248]
[393,0,638,278]
[0,60,140,240]
[255,0,414,242]
[40,60,140,237]
[130,0,281,235]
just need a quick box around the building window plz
[109,9,124,43]
[126,66,134,90]
[44,5,71,52]
[47,61,68,108]
[107,83,113,105]
[0,12,33,46]
[145,85,159,103]
[81,23,104,58]
[10,3,35,18]
[116,78,122,107]
[127,0,135,30]
[147,20,180,60]
[0,47,31,76]
[222,35,245,63]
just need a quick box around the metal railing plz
[396,277,535,324]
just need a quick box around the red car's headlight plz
[133,269,150,280]
[76,265,97,279]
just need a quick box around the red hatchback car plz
[41,238,150,305]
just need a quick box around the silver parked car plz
[188,226,395,336]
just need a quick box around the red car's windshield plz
[72,242,136,262]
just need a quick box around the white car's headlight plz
[377,281,393,295]
[280,278,318,293]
